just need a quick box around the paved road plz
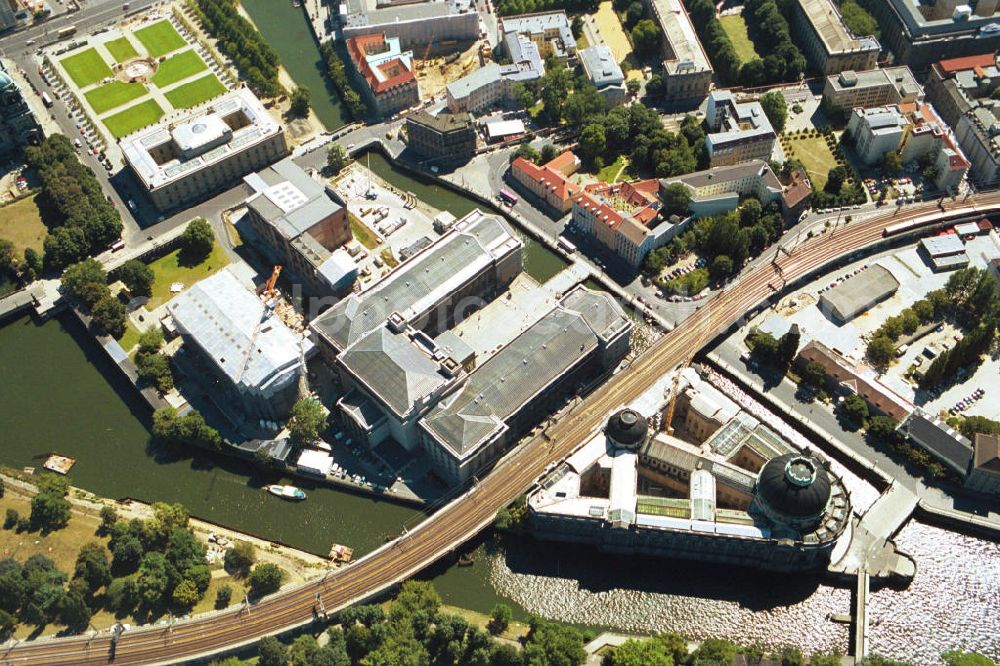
[6,191,996,666]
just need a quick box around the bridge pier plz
[853,571,870,659]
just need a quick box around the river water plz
[0,130,996,661]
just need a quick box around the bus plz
[498,188,518,206]
[41,92,53,108]
[57,25,77,38]
[557,237,577,254]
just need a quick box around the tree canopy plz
[289,398,328,443]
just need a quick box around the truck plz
[41,92,53,108]
[57,25,77,38]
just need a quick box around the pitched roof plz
[937,53,997,75]
[973,433,1000,474]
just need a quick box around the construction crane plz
[235,266,282,383]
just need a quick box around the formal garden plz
[52,18,229,140]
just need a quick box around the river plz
[240,0,350,131]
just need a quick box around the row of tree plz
[685,0,806,86]
[495,0,598,17]
[152,406,223,450]
[61,258,128,338]
[193,0,283,98]
[836,0,879,37]
[319,41,367,121]
[26,135,123,271]
[746,326,800,371]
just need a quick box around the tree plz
[289,86,311,117]
[117,259,154,297]
[4,508,17,530]
[247,563,285,598]
[137,551,170,607]
[136,351,174,392]
[778,645,805,666]
[61,258,109,307]
[625,0,644,27]
[74,542,112,591]
[577,123,606,165]
[777,326,801,369]
[110,533,145,573]
[825,166,849,194]
[540,143,559,165]
[327,144,348,174]
[867,416,900,444]
[690,638,736,665]
[802,360,826,388]
[91,294,127,338]
[57,588,92,631]
[709,255,733,281]
[661,183,692,217]
[488,603,512,635]
[866,336,896,367]
[99,506,119,534]
[841,394,869,426]
[215,584,233,609]
[0,238,16,273]
[513,143,540,164]
[882,150,902,175]
[105,577,139,614]
[626,78,641,96]
[152,407,222,450]
[571,15,584,38]
[172,578,201,609]
[0,609,15,642]
[289,397,328,443]
[224,540,256,576]
[522,617,587,666]
[603,637,674,666]
[630,19,661,59]
[137,328,164,354]
[942,651,995,666]
[258,635,288,666]
[759,91,787,133]
[179,218,214,264]
[391,580,441,622]
[30,475,71,532]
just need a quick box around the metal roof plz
[579,45,625,88]
[818,264,899,322]
[168,268,310,393]
[311,211,521,352]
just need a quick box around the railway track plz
[7,196,999,665]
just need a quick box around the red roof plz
[936,53,996,74]
[512,157,580,202]
[346,34,415,95]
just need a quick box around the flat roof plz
[828,66,920,94]
[168,268,311,392]
[579,44,625,88]
[661,160,783,194]
[485,119,526,139]
[650,0,712,76]
[246,157,342,241]
[818,264,899,321]
[122,88,281,191]
[446,63,501,100]
[407,109,474,133]
[311,210,521,351]
[921,234,966,256]
[797,0,880,56]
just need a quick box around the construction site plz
[412,40,482,100]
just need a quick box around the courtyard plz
[719,13,759,64]
[51,18,229,140]
[781,131,849,190]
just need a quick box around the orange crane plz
[236,266,282,383]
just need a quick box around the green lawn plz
[164,73,226,109]
[151,49,207,88]
[147,241,229,307]
[0,194,46,254]
[85,80,147,114]
[596,155,628,182]
[60,48,113,87]
[103,98,165,138]
[719,14,760,65]
[134,20,187,58]
[115,321,142,355]
[105,36,139,63]
[783,135,843,190]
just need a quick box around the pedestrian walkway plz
[829,482,918,580]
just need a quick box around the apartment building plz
[499,11,576,60]
[346,33,420,118]
[571,179,667,267]
[509,150,581,213]
[705,91,776,167]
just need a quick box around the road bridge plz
[5,196,1000,665]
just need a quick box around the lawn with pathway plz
[103,98,165,138]
[719,13,760,64]
[151,49,207,88]
[134,20,187,58]
[84,80,147,114]
[105,36,139,63]
[60,48,113,87]
[164,74,227,109]
[782,134,844,190]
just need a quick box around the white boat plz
[265,485,306,501]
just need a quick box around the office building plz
[499,11,576,60]
[404,110,477,162]
[527,368,851,571]
[420,286,631,485]
[346,33,420,118]
[510,150,581,213]
[339,0,479,47]
[705,91,776,167]
[648,0,713,104]
[659,160,784,219]
[579,45,627,108]
[822,67,923,113]
[919,234,970,271]
[847,106,908,165]
[167,268,314,419]
[446,35,545,114]
[862,0,1000,70]
[243,158,355,295]
[793,0,880,75]
[121,88,288,212]
[571,179,667,267]
[0,60,42,155]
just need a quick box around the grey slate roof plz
[819,264,899,322]
[901,408,973,476]
[561,286,630,342]
[311,212,520,352]
[338,326,450,417]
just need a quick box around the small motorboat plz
[266,485,306,501]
